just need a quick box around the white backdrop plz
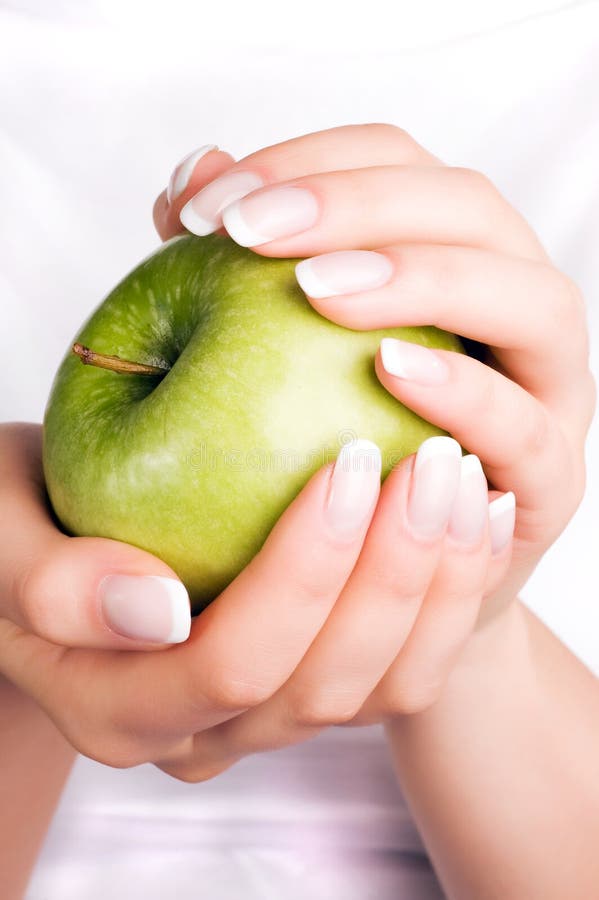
[1,2,598,897]
[1,0,597,668]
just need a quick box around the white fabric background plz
[1,2,598,898]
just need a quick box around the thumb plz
[1,423,191,649]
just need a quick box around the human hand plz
[157,124,594,624]
[0,422,194,650]
[2,123,590,785]
[0,420,513,781]
[153,124,594,748]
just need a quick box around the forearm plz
[384,600,599,900]
[0,673,77,900]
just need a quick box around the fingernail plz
[448,455,488,545]
[489,492,516,554]
[325,439,382,538]
[99,575,191,643]
[179,170,264,235]
[380,337,450,386]
[295,250,393,299]
[407,436,462,539]
[222,185,319,247]
[166,144,218,205]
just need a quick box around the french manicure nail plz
[179,170,264,235]
[407,436,462,539]
[489,492,516,554]
[222,185,319,247]
[295,250,393,299]
[448,455,488,545]
[325,439,382,537]
[380,337,450,386]
[99,575,191,643]
[166,144,218,205]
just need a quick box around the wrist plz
[389,598,531,728]
[0,671,77,900]
[456,594,526,670]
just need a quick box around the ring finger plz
[199,165,545,261]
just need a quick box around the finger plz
[213,166,545,261]
[297,244,591,416]
[153,146,236,241]
[371,344,580,527]
[1,441,382,763]
[372,502,499,718]
[168,439,382,732]
[0,424,192,649]
[178,122,440,237]
[156,437,467,777]
[346,490,514,727]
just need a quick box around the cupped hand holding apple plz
[0,125,593,784]
[0,421,510,779]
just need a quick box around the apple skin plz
[43,233,464,613]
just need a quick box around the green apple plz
[43,233,463,613]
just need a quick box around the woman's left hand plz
[152,124,594,769]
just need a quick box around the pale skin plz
[0,124,597,899]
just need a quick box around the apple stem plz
[72,343,170,376]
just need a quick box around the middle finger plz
[213,165,546,261]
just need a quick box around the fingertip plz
[159,148,237,240]
[167,144,219,205]
[153,190,171,241]
[99,573,191,646]
[295,258,332,300]
[488,492,516,555]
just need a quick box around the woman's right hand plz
[0,421,515,781]
[0,420,385,770]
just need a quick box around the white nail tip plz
[295,259,333,299]
[179,200,218,236]
[380,337,407,377]
[147,576,191,643]
[222,200,271,247]
[460,454,484,479]
[489,491,516,519]
[167,144,218,204]
[338,438,382,472]
[489,492,516,553]
[415,436,462,472]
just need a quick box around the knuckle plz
[365,122,411,143]
[361,558,424,608]
[381,677,443,716]
[69,727,147,769]
[279,547,343,606]
[206,667,273,711]
[569,474,586,515]
[548,270,589,336]
[292,564,338,604]
[469,368,499,429]
[287,690,363,728]
[585,372,597,427]
[453,165,495,196]
[247,544,335,607]
[520,405,552,460]
[161,759,232,784]
[16,552,60,639]
[565,454,587,517]
[559,272,587,325]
